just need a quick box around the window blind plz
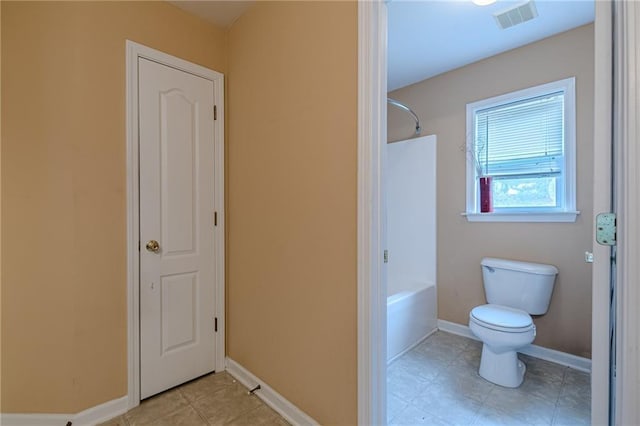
[474,91,565,177]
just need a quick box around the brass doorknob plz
[146,240,160,253]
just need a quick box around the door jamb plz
[357,1,387,424]
[125,40,226,409]
[612,3,640,423]
[359,2,618,425]
[591,2,613,424]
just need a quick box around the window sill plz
[462,211,580,223]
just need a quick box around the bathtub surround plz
[386,135,438,362]
[388,24,594,358]
[386,135,436,294]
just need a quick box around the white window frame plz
[465,77,579,223]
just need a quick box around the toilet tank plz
[481,257,558,315]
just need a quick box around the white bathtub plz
[387,281,437,363]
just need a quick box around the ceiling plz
[168,1,253,28]
[166,1,595,91]
[388,0,595,90]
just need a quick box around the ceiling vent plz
[493,0,539,30]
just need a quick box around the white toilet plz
[469,257,558,388]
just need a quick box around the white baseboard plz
[437,319,592,373]
[0,413,70,426]
[1,395,128,426]
[225,358,318,426]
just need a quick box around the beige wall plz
[227,2,358,424]
[1,1,226,413]
[389,24,594,358]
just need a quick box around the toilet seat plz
[470,304,534,333]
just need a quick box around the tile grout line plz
[182,388,211,426]
[549,366,569,426]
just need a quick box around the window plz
[465,77,578,222]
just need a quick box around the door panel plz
[161,272,198,353]
[139,57,216,399]
[161,90,197,255]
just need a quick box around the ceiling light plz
[472,0,497,6]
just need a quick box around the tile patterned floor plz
[388,331,591,426]
[99,372,289,426]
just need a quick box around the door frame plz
[357,1,623,424]
[591,2,612,424]
[125,40,226,409]
[357,1,387,424]
[611,3,640,423]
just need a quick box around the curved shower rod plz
[387,97,422,136]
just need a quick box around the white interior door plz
[139,57,217,399]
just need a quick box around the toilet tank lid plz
[481,257,558,275]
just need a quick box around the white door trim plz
[359,2,621,425]
[357,1,387,425]
[612,3,640,424]
[125,40,225,409]
[591,2,613,424]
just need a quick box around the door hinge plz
[383,249,389,264]
[214,211,218,227]
[138,241,141,252]
[213,105,217,121]
[596,213,617,246]
[214,317,218,332]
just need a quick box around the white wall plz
[386,135,437,296]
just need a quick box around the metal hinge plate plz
[596,213,616,246]
[383,250,389,264]
[215,317,218,332]
[214,105,217,121]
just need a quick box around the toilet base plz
[478,344,526,388]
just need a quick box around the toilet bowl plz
[469,304,536,388]
[469,258,557,388]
